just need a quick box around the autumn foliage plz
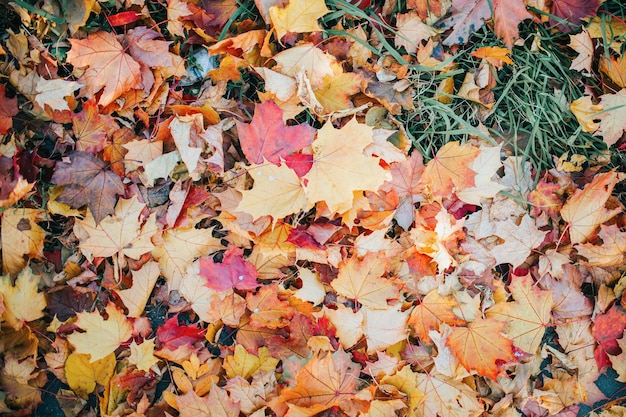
[0,0,625,416]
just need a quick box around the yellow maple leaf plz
[66,302,133,362]
[470,46,514,68]
[304,118,389,214]
[223,344,279,379]
[331,254,400,310]
[273,43,339,88]
[237,161,307,222]
[128,339,160,372]
[65,352,116,398]
[486,275,553,355]
[314,72,362,113]
[74,195,159,261]
[576,224,626,267]
[415,372,483,417]
[569,95,602,133]
[561,171,621,244]
[116,261,161,317]
[1,208,45,274]
[419,141,479,198]
[269,0,330,40]
[597,89,626,146]
[0,266,46,330]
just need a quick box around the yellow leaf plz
[65,352,116,398]
[419,141,479,198]
[486,274,553,354]
[576,224,626,267]
[569,95,602,133]
[128,339,160,372]
[381,365,424,412]
[116,261,160,317]
[0,266,46,330]
[415,372,483,417]
[273,43,339,88]
[1,208,45,274]
[223,344,279,379]
[74,195,159,261]
[237,161,307,222]
[470,46,514,68]
[331,254,399,309]
[395,12,438,54]
[67,303,133,362]
[303,118,389,214]
[561,171,621,244]
[314,72,362,113]
[269,0,330,40]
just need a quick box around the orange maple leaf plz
[446,317,516,380]
[419,141,479,198]
[66,31,142,107]
[408,289,466,344]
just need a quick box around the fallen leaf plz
[446,317,516,380]
[441,0,491,46]
[551,0,599,32]
[236,101,315,165]
[66,302,133,362]
[66,31,142,107]
[596,88,626,146]
[419,141,479,198]
[395,12,438,54]
[128,339,160,372]
[269,0,330,39]
[415,372,483,417]
[65,352,116,398]
[116,261,161,317]
[199,245,259,291]
[576,224,626,266]
[569,29,593,73]
[246,283,295,328]
[561,171,621,244]
[223,344,279,379]
[470,46,514,68]
[0,84,18,134]
[34,78,82,111]
[0,266,47,329]
[408,289,466,344]
[492,0,532,47]
[1,209,45,275]
[51,151,125,223]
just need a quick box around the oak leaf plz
[66,302,133,362]
[66,31,142,107]
[303,118,389,214]
[51,151,125,223]
[561,171,621,244]
[1,208,45,275]
[446,317,516,380]
[0,266,46,330]
[269,0,330,39]
[236,100,315,165]
[486,275,553,354]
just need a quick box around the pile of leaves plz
[0,0,625,416]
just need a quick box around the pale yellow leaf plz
[116,261,161,317]
[269,0,330,39]
[1,208,45,274]
[129,339,160,372]
[0,266,46,329]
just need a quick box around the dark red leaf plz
[551,0,599,32]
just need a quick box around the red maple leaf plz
[236,100,316,165]
[199,245,259,291]
[157,315,206,349]
[551,0,600,32]
[592,304,626,368]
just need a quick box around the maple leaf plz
[415,372,483,417]
[446,317,516,380]
[470,46,514,68]
[66,302,133,362]
[151,223,223,291]
[551,0,600,32]
[0,84,18,134]
[128,339,160,372]
[199,245,259,291]
[561,171,621,244]
[1,208,45,275]
[74,195,159,261]
[570,95,602,134]
[273,43,339,88]
[419,141,479,198]
[223,344,279,379]
[0,266,46,330]
[269,0,330,39]
[440,0,491,46]
[71,98,117,153]
[269,350,360,416]
[246,284,295,328]
[226,372,277,414]
[51,151,125,223]
[569,29,593,73]
[314,73,362,114]
[236,161,307,222]
[395,12,438,54]
[116,261,161,317]
[156,315,205,359]
[303,118,389,214]
[236,100,315,165]
[576,224,626,266]
[66,31,142,107]
[486,275,553,354]
[65,352,115,398]
[408,289,466,344]
[34,78,82,112]
[362,305,410,354]
[488,214,547,268]
[125,26,186,78]
[596,89,626,146]
[331,254,399,309]
[492,0,532,47]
